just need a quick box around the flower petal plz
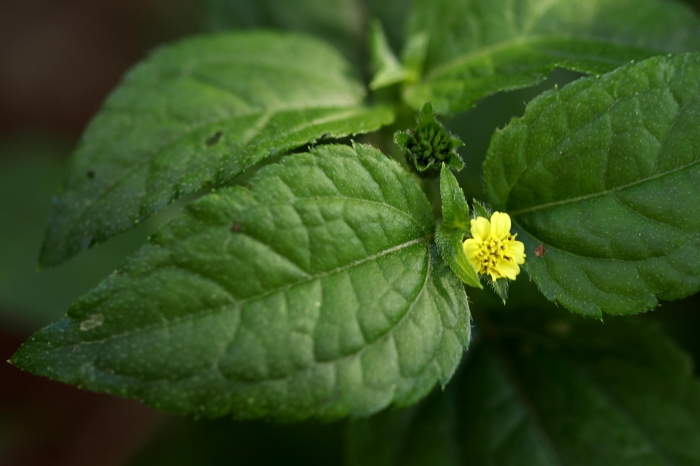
[463,238,481,259]
[495,258,520,280]
[470,217,490,242]
[506,240,526,264]
[490,211,511,239]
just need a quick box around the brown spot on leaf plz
[87,170,95,178]
[231,223,241,233]
[534,244,546,257]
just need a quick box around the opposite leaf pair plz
[14,52,700,422]
[11,0,700,423]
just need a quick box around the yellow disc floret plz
[463,212,526,281]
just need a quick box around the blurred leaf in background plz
[445,69,584,203]
[129,418,344,466]
[0,136,174,465]
[0,136,186,333]
[206,0,416,70]
[346,295,700,466]
[3,0,700,464]
[363,0,413,52]
[207,0,366,66]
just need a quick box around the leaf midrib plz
[56,235,432,349]
[426,34,643,80]
[515,218,698,263]
[509,156,700,217]
[239,235,432,306]
[191,194,434,284]
[51,248,434,389]
[500,84,699,217]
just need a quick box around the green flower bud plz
[394,102,465,177]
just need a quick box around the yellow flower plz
[463,212,526,281]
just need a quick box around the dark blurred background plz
[2,1,700,465]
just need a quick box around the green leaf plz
[347,307,700,466]
[439,165,469,231]
[364,0,416,52]
[405,0,700,113]
[489,277,509,304]
[369,24,430,91]
[39,32,394,268]
[400,32,430,84]
[13,144,470,421]
[435,226,481,290]
[206,0,417,64]
[484,53,700,317]
[435,165,482,289]
[471,199,490,219]
[369,20,410,91]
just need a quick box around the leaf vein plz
[510,157,700,216]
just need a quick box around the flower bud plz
[395,102,465,176]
